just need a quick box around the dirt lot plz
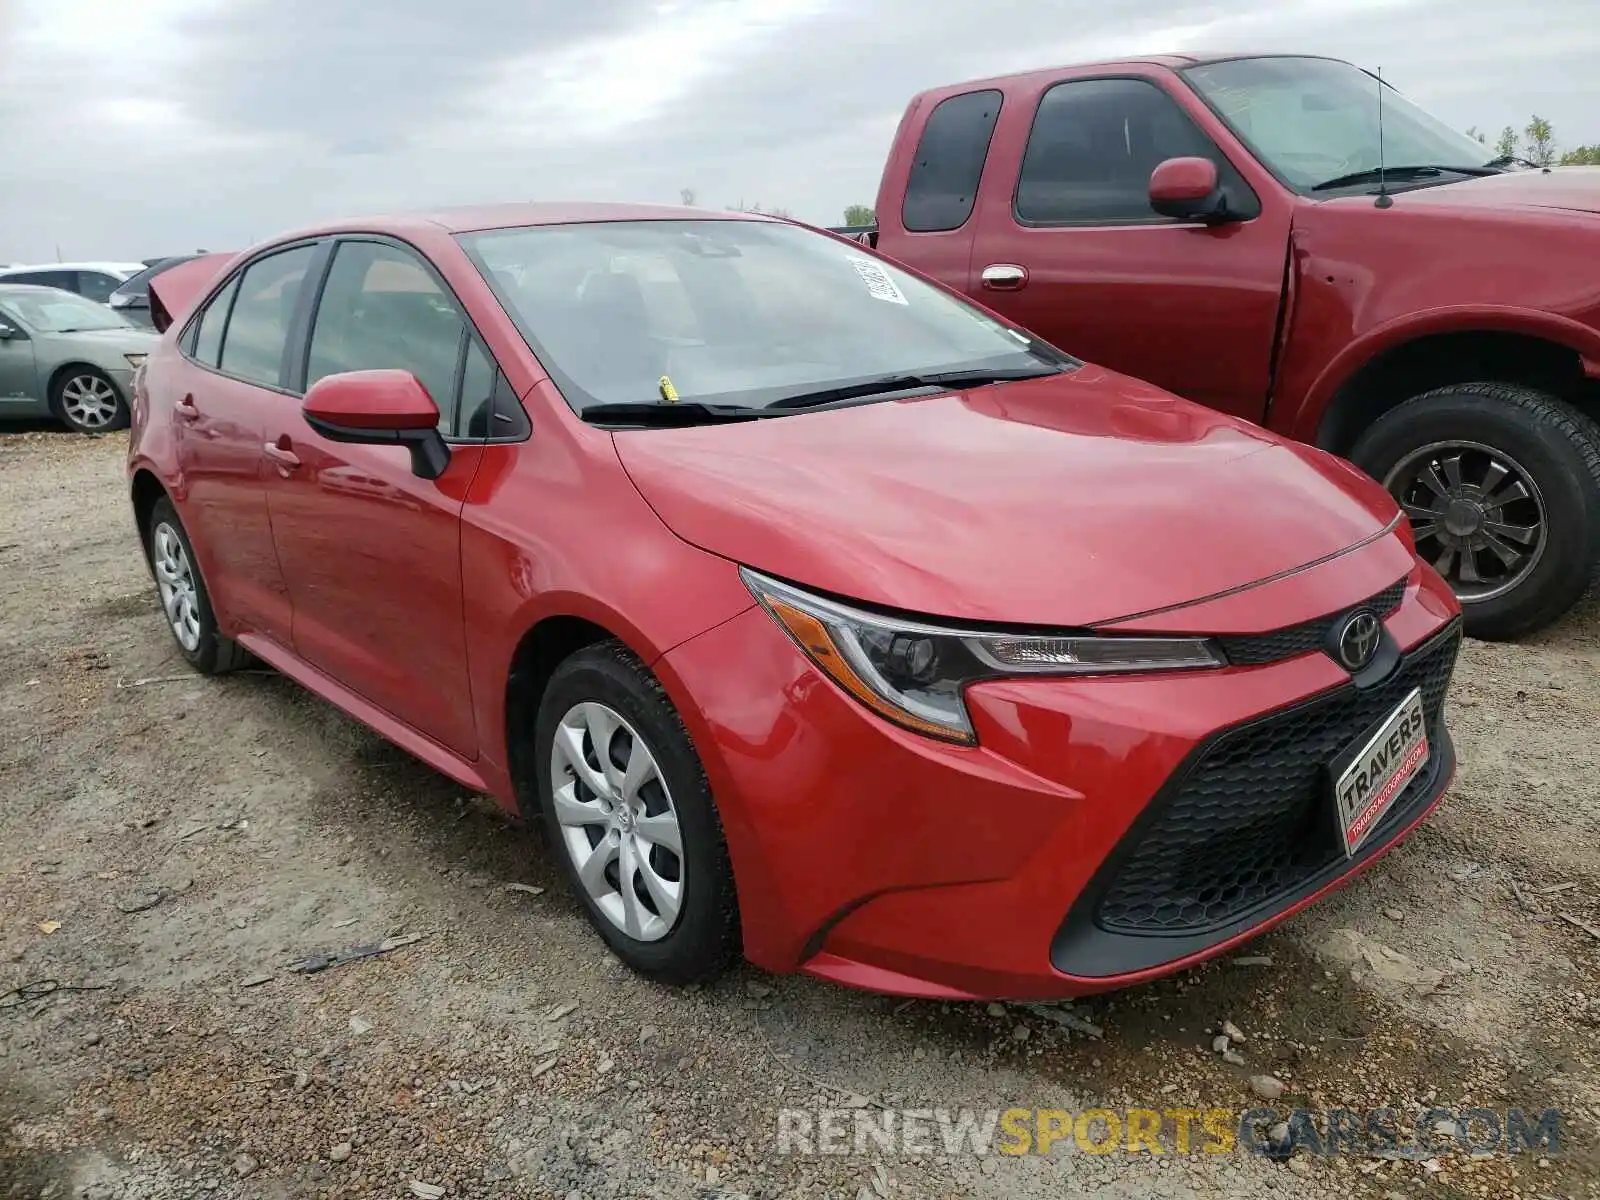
[1,429,1597,1200]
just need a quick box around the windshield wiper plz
[765,366,1062,412]
[1312,164,1501,192]
[579,400,772,427]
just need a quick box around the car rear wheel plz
[51,367,129,433]
[145,498,250,674]
[1349,382,1600,640]
[533,641,738,984]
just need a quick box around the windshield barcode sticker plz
[846,256,908,305]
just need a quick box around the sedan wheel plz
[55,370,127,433]
[550,701,685,942]
[152,521,203,652]
[534,641,739,983]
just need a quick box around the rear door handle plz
[263,440,301,471]
[174,394,200,421]
[980,263,1028,291]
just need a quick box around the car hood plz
[1397,165,1600,216]
[612,366,1401,628]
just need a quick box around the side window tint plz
[77,272,120,303]
[306,241,466,433]
[219,245,316,386]
[191,276,241,367]
[902,89,1003,233]
[1016,78,1259,225]
[458,336,495,439]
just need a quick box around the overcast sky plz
[0,0,1595,262]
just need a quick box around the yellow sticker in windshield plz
[658,375,680,405]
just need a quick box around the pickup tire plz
[1349,382,1600,641]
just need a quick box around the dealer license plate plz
[1331,687,1429,856]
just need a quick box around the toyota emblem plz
[1336,610,1382,672]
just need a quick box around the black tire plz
[1349,382,1600,640]
[50,366,129,433]
[144,498,251,674]
[533,641,739,984]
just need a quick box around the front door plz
[0,304,39,411]
[968,72,1293,423]
[262,237,485,757]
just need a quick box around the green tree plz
[1495,126,1518,159]
[1560,145,1600,165]
[1524,115,1557,166]
[843,204,876,227]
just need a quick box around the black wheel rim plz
[1383,439,1547,603]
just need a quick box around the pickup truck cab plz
[856,53,1600,639]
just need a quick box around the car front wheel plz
[52,367,129,433]
[533,641,739,984]
[1350,382,1600,640]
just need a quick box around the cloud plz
[1,0,1596,260]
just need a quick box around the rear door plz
[166,245,317,642]
[967,69,1292,422]
[259,236,489,757]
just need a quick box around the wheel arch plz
[129,468,169,557]
[47,360,119,404]
[1297,310,1600,457]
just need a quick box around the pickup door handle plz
[174,394,200,421]
[980,263,1028,291]
[262,440,301,471]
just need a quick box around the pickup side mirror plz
[302,369,451,480]
[1149,157,1235,225]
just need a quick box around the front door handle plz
[174,394,200,421]
[980,263,1029,291]
[263,439,301,472]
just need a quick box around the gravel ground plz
[2,428,1597,1200]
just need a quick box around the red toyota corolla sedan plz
[129,204,1461,1000]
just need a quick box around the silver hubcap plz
[152,523,202,652]
[549,702,684,942]
[60,374,120,429]
[1384,440,1547,603]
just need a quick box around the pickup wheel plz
[533,640,739,984]
[1349,382,1600,640]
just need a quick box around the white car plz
[0,262,146,305]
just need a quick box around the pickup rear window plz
[902,90,1003,233]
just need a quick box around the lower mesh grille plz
[1094,621,1461,935]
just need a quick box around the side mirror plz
[1149,157,1233,224]
[0,323,16,340]
[302,369,451,480]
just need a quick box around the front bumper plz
[657,559,1461,1000]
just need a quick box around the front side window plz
[460,219,1069,417]
[902,89,1003,233]
[219,245,316,387]
[0,288,127,332]
[1183,56,1498,191]
[1016,78,1258,225]
[306,241,466,433]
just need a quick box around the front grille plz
[1218,577,1408,667]
[1094,621,1460,935]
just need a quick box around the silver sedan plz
[0,284,157,432]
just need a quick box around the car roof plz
[0,261,146,276]
[914,51,1354,95]
[0,282,94,296]
[253,202,776,246]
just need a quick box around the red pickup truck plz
[845,53,1600,639]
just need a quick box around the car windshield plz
[1,290,130,332]
[457,219,1068,415]
[1182,56,1499,191]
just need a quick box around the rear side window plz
[306,241,466,433]
[76,272,121,303]
[219,245,317,387]
[901,89,1003,233]
[1016,78,1259,225]
[8,270,74,291]
[191,276,241,366]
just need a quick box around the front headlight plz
[124,352,148,368]
[741,568,1223,744]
